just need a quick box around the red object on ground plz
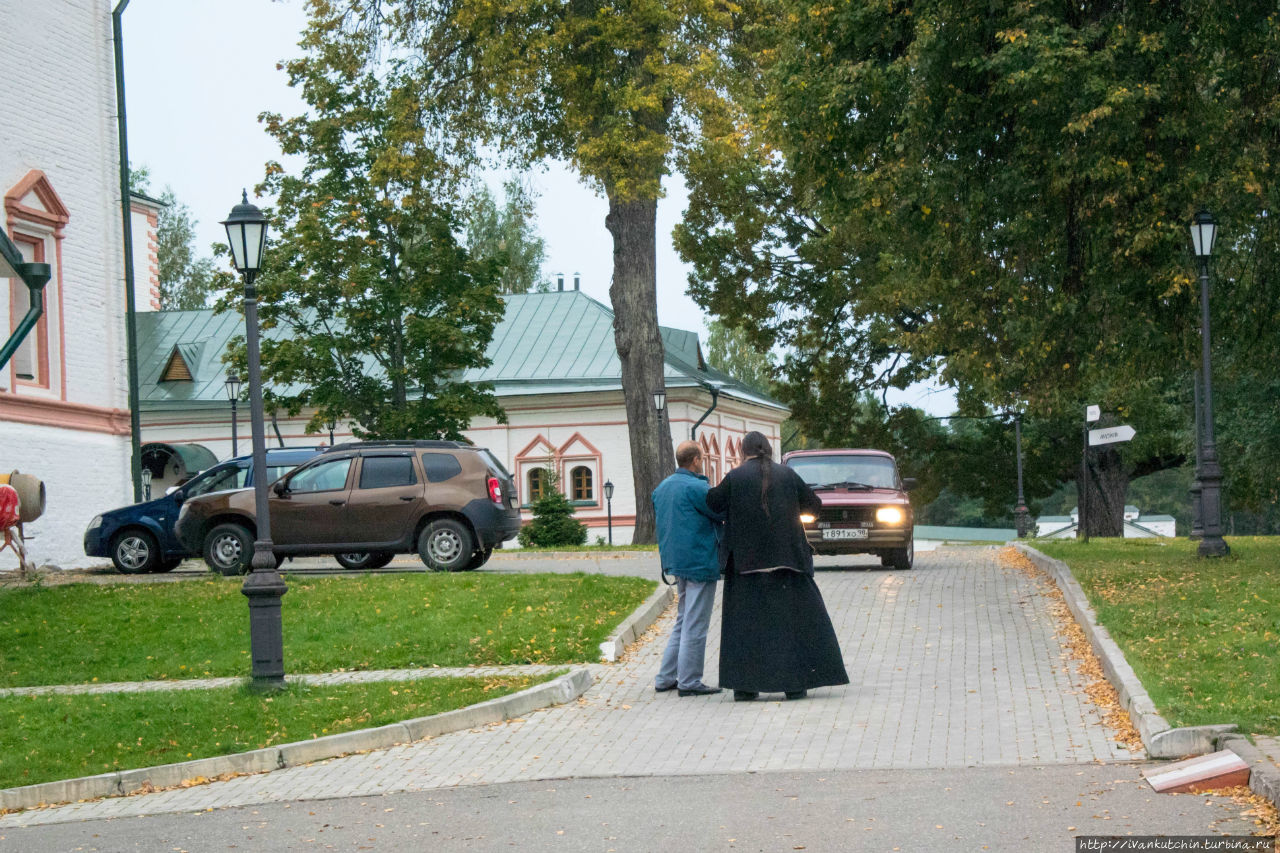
[0,484,19,529]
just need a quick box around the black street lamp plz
[221,190,288,688]
[326,416,337,447]
[652,387,666,414]
[224,373,242,456]
[1013,413,1030,538]
[604,479,615,545]
[1189,208,1228,557]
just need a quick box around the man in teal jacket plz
[652,440,724,696]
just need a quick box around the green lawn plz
[1035,537,1280,735]
[0,674,552,791]
[0,573,653,687]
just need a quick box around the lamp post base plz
[1014,505,1031,538]
[242,542,287,690]
[1197,536,1230,558]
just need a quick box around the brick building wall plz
[1,0,134,569]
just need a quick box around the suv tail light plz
[487,475,503,504]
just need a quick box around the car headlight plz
[876,506,904,524]
[88,515,103,530]
[799,513,816,524]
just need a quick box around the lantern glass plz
[220,191,269,276]
[652,388,666,412]
[224,373,242,401]
[604,480,614,501]
[1190,209,1217,259]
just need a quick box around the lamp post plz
[1189,208,1228,557]
[225,373,242,456]
[652,387,666,415]
[221,190,288,688]
[1013,413,1030,538]
[326,416,337,447]
[604,479,614,546]
[140,467,152,502]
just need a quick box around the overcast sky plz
[120,0,953,415]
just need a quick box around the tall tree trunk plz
[1081,446,1127,537]
[606,192,674,544]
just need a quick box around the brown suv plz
[174,441,520,575]
[783,449,916,570]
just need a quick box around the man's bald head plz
[676,440,703,471]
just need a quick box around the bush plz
[518,487,587,548]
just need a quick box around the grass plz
[1034,536,1280,735]
[0,572,653,687]
[0,674,553,791]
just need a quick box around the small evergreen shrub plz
[518,476,588,548]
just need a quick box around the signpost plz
[1089,425,1137,446]
[1081,405,1136,542]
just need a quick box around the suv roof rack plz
[322,439,472,453]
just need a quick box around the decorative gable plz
[160,347,193,382]
[5,170,71,234]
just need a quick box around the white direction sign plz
[1086,405,1101,423]
[1089,425,1136,446]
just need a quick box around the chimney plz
[573,272,580,291]
[557,273,565,291]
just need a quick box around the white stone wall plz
[1,0,134,569]
[0,422,131,570]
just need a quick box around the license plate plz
[822,528,867,540]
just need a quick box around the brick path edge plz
[0,668,595,814]
[1218,733,1280,812]
[1014,544,1236,760]
[598,582,673,662]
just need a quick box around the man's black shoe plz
[654,683,677,693]
[785,690,807,700]
[733,691,758,702]
[677,685,723,697]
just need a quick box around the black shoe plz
[785,690,807,701]
[733,691,758,702]
[677,685,723,697]
[654,683,677,693]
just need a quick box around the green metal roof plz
[137,291,787,412]
[914,525,1017,542]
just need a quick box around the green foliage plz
[129,165,219,311]
[0,572,654,687]
[518,472,589,548]
[705,319,775,393]
[1037,538,1280,735]
[464,178,549,294]
[0,675,548,790]
[677,0,1280,522]
[221,4,506,440]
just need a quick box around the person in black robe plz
[706,431,849,701]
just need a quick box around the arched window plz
[527,468,548,502]
[571,465,593,501]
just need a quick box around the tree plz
[129,166,218,310]
[517,470,588,548]
[464,178,550,294]
[341,0,737,542]
[677,1,1280,536]
[705,319,775,393]
[222,3,506,440]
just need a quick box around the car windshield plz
[185,463,250,498]
[788,455,898,489]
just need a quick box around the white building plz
[137,290,789,545]
[1,0,143,570]
[1035,505,1177,539]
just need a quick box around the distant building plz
[136,290,789,546]
[1035,505,1177,539]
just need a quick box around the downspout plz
[0,265,51,370]
[690,385,720,440]
[113,0,143,502]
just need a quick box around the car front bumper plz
[804,525,911,554]
[83,525,109,558]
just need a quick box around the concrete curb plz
[1014,544,1236,760]
[599,582,674,662]
[1218,733,1280,812]
[0,667,594,814]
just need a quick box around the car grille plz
[818,506,875,525]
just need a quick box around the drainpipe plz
[690,384,721,440]
[0,264,52,370]
[113,0,143,502]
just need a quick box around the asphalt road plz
[0,765,1260,853]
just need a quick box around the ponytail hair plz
[741,431,773,517]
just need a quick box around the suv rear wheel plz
[335,552,394,571]
[418,519,474,572]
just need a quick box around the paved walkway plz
[1,547,1135,828]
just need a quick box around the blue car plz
[84,447,323,573]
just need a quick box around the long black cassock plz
[707,457,849,695]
